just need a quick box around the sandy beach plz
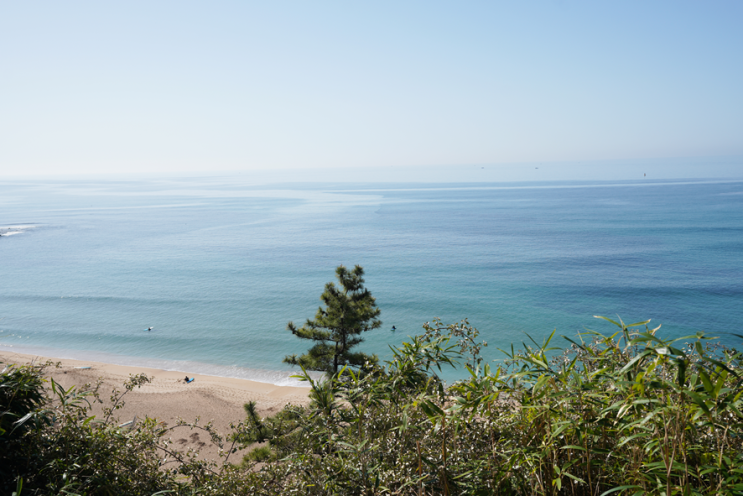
[0,350,310,465]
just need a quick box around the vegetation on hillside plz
[3,316,743,495]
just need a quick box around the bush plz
[0,362,179,495]
[4,316,743,495]
[1,362,49,495]
[224,317,743,495]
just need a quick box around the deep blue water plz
[1,177,742,384]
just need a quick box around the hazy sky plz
[1,1,742,177]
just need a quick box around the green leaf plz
[11,477,23,496]
[699,370,714,395]
[618,351,652,376]
[594,315,622,328]
[626,320,652,328]
[600,485,643,496]
[685,391,711,414]
[560,445,587,451]
[563,472,586,484]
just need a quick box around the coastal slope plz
[0,351,310,463]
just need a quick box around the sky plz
[1,1,742,179]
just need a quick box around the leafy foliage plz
[1,362,48,492]
[4,315,743,495]
[284,265,382,374]
[0,362,179,495]
[225,317,743,495]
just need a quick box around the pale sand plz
[0,350,310,465]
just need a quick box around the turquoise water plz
[1,176,742,384]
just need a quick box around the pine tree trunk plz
[334,341,338,374]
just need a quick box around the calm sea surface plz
[1,177,742,384]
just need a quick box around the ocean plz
[1,176,742,385]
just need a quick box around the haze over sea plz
[2,171,742,385]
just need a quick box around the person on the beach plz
[184,376,190,382]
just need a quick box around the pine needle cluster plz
[284,265,382,374]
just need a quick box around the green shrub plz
[244,446,274,463]
[0,362,180,495]
[1,362,49,495]
[5,316,742,495]
[224,317,743,495]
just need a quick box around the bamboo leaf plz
[594,315,622,328]
[560,445,587,451]
[685,391,711,414]
[626,320,652,328]
[600,485,643,495]
[618,351,652,376]
[699,370,714,394]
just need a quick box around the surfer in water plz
[391,325,396,332]
[147,327,153,331]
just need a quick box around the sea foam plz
[0,224,36,236]
[3,344,319,387]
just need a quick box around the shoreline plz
[1,350,311,464]
[0,342,317,387]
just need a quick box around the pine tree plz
[284,265,382,374]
